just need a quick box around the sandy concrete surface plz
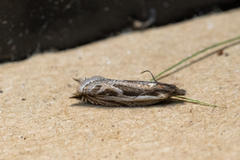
[1,9,240,160]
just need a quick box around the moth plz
[70,70,186,107]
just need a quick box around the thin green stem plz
[153,36,240,80]
[174,96,218,107]
[150,36,240,107]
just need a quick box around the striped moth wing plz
[70,75,186,107]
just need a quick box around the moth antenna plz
[141,70,158,83]
[73,78,80,82]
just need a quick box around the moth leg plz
[132,88,173,99]
[132,90,156,99]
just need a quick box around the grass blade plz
[174,96,218,107]
[153,36,240,80]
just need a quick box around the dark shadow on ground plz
[70,98,185,109]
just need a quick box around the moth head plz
[73,78,85,85]
[73,78,87,92]
[70,78,86,99]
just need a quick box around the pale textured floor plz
[0,8,240,160]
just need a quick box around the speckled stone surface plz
[0,8,240,160]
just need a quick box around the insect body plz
[70,71,186,107]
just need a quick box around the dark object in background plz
[217,49,224,56]
[0,0,240,63]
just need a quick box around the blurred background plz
[0,0,240,63]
